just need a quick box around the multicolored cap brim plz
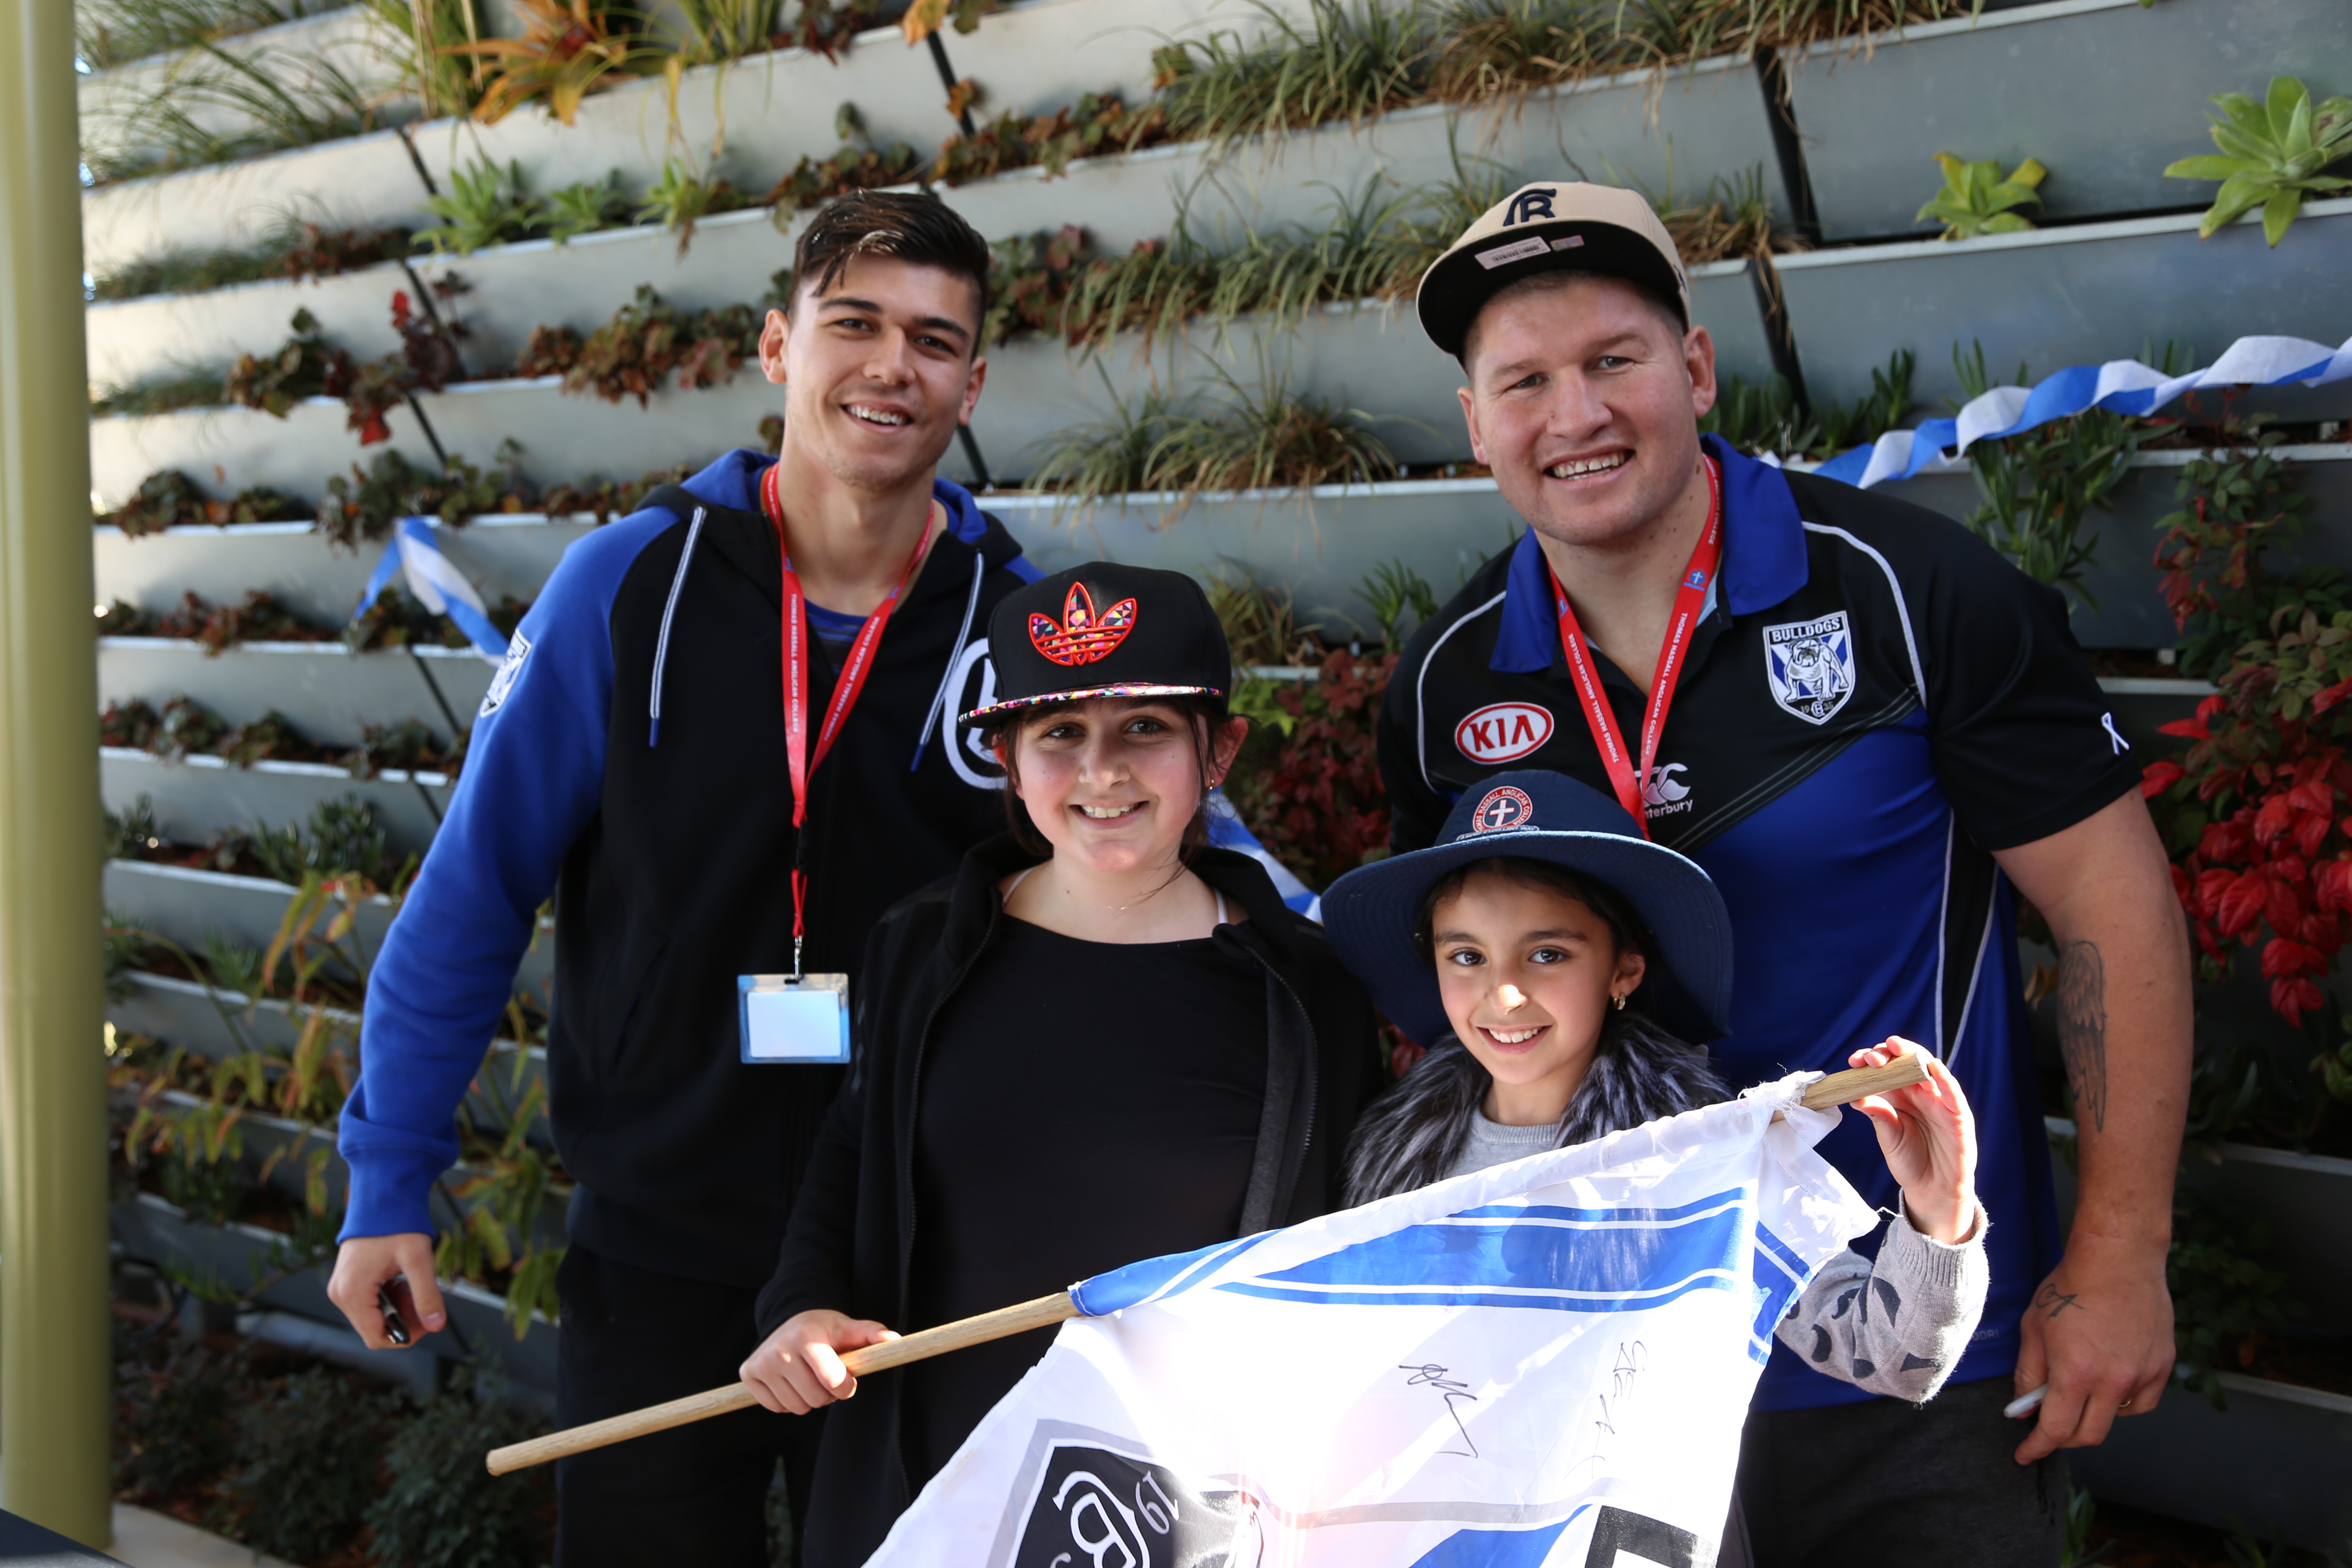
[959,683,1225,728]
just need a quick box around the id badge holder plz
[738,972,851,1064]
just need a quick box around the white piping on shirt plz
[1801,522,1926,701]
[1947,867,2003,1073]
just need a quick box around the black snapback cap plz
[960,562,1232,727]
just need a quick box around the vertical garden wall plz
[80,0,2352,1557]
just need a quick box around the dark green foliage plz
[220,1368,397,1561]
[223,307,354,417]
[2168,1185,2305,1406]
[316,448,512,549]
[105,797,165,862]
[243,795,396,885]
[366,1369,555,1568]
[516,284,761,405]
[97,471,308,535]
[90,365,233,419]
[91,221,411,303]
[114,1343,245,1500]
[762,140,924,223]
[1698,351,1916,462]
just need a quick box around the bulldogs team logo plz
[1009,1443,1259,1568]
[1470,786,1535,832]
[1455,701,1554,764]
[1029,582,1137,668]
[1763,611,1856,726]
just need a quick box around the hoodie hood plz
[673,449,1009,559]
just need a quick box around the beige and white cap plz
[1415,181,1691,360]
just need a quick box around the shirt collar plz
[1488,434,1810,674]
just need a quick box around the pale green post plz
[0,0,113,1545]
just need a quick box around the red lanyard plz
[763,462,933,956]
[1551,458,1722,841]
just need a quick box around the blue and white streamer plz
[1816,333,2352,490]
[352,515,511,662]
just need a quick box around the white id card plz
[738,973,851,1063]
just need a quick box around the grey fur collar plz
[1342,1017,1727,1206]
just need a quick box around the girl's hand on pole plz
[740,1310,899,1415]
[1850,1037,1980,1245]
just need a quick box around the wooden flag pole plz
[483,1057,1928,1476]
[484,1291,1077,1475]
[1796,1052,1927,1113]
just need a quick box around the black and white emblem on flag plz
[1762,611,1855,726]
[1009,1443,1258,1568]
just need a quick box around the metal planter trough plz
[103,859,556,1001]
[81,122,436,279]
[1775,200,2352,421]
[78,6,410,187]
[2067,1371,2352,1551]
[969,264,1774,480]
[933,54,1798,259]
[102,747,451,858]
[1786,0,2352,241]
[99,639,491,749]
[1871,444,2352,649]
[991,478,1525,627]
[111,1192,557,1395]
[95,514,593,623]
[109,971,552,1142]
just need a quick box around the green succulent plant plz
[1915,152,2047,240]
[543,171,629,244]
[2164,75,2352,247]
[415,157,544,256]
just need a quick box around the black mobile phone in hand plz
[378,1280,413,1346]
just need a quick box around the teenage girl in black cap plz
[737,563,1375,1566]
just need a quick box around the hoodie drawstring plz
[910,549,986,772]
[647,506,707,748]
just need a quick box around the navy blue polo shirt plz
[1378,437,2140,1410]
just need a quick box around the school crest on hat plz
[1763,611,1856,726]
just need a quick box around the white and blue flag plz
[352,515,511,662]
[871,1075,1877,1568]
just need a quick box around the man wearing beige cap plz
[1375,181,2190,1563]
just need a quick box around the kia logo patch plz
[1455,701,1554,764]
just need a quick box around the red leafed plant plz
[2141,432,2352,1027]
[1226,648,1397,893]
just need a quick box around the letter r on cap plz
[1504,190,1556,226]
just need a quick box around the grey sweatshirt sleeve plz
[1773,1200,1988,1403]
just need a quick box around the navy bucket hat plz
[1322,770,1734,1047]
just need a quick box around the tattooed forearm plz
[2056,940,2109,1133]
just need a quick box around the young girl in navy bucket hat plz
[1322,770,1993,1557]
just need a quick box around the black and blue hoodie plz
[337,450,1041,1287]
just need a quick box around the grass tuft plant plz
[92,218,413,303]
[1152,0,1424,150]
[1022,366,1400,510]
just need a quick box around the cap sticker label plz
[1552,236,1586,251]
[1476,235,1551,270]
[1029,582,1137,668]
[1470,786,1535,832]
[1455,701,1555,764]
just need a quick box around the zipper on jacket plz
[646,505,707,748]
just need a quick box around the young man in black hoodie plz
[324,190,1043,1564]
